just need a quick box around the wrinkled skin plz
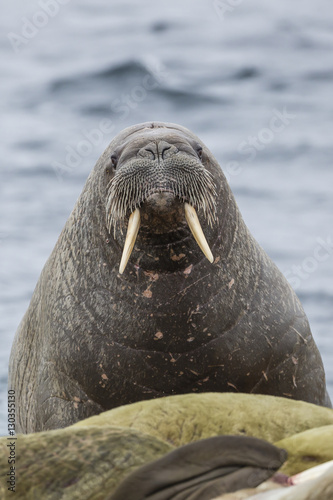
[9,121,331,433]
[0,423,286,500]
[110,435,286,500]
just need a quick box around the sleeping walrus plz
[9,121,331,433]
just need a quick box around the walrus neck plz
[112,219,213,274]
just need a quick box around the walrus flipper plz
[110,435,287,500]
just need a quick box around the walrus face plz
[105,128,217,273]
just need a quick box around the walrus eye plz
[110,154,118,169]
[197,147,203,160]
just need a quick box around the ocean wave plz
[49,60,157,93]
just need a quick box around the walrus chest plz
[90,266,244,353]
[57,273,263,408]
[61,310,264,412]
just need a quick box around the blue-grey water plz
[1,0,332,435]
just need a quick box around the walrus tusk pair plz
[119,203,214,274]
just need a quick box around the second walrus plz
[9,121,331,433]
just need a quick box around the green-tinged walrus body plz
[0,426,172,500]
[1,394,333,499]
[9,122,331,432]
[72,393,333,452]
[0,428,285,500]
[73,392,333,475]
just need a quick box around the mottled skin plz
[9,122,331,433]
[0,426,173,500]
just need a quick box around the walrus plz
[4,393,333,500]
[9,121,331,433]
[0,422,286,500]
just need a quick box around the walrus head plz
[105,123,218,274]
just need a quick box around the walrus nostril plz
[138,141,177,161]
[161,145,171,159]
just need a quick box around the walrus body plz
[9,121,331,433]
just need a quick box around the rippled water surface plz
[1,0,333,434]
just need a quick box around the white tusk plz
[184,203,214,263]
[119,208,141,274]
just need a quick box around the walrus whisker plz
[184,203,214,263]
[105,157,217,235]
[119,208,141,274]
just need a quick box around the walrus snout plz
[106,133,217,273]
